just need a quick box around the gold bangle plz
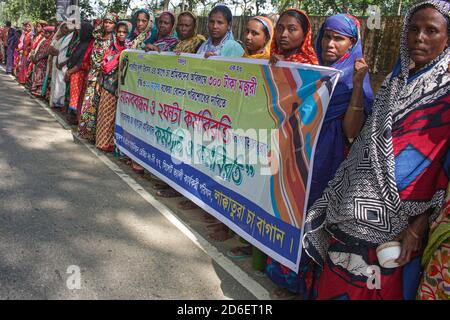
[351,106,364,111]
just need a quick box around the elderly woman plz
[78,13,118,142]
[303,0,449,300]
[144,11,179,52]
[173,12,205,53]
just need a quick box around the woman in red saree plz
[17,22,33,84]
[30,26,54,97]
[26,20,47,87]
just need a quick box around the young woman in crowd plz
[27,21,48,86]
[226,16,274,259]
[16,21,33,84]
[265,11,376,300]
[29,26,54,97]
[78,14,118,142]
[49,23,74,109]
[144,11,179,52]
[95,21,131,153]
[263,8,319,299]
[64,22,94,125]
[303,0,449,300]
[197,4,244,58]
[6,26,20,74]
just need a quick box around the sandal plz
[226,246,253,260]
[177,200,199,211]
[156,188,181,198]
[152,182,171,191]
[132,162,144,174]
[271,288,297,300]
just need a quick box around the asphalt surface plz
[0,70,257,300]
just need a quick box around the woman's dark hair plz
[279,10,309,34]
[6,21,11,27]
[209,5,232,24]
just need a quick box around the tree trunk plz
[163,0,170,11]
[397,0,403,16]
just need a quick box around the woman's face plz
[136,12,149,33]
[60,24,69,36]
[208,12,229,42]
[36,24,43,33]
[176,14,195,41]
[275,14,305,53]
[245,19,269,54]
[321,30,354,66]
[44,31,52,39]
[103,20,116,33]
[407,7,449,68]
[157,14,174,38]
[26,24,32,33]
[116,25,128,42]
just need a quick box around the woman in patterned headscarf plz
[78,13,118,142]
[144,11,179,52]
[126,8,155,50]
[303,0,449,300]
[29,26,54,96]
[243,16,273,59]
[173,11,205,53]
[96,21,131,153]
[270,9,318,65]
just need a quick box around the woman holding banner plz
[303,0,450,300]
[95,21,131,153]
[173,12,205,54]
[264,8,319,299]
[197,4,244,58]
[78,13,118,142]
[226,16,274,258]
[126,8,155,50]
[144,11,179,52]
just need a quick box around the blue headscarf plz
[309,14,374,207]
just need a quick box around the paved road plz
[0,71,256,300]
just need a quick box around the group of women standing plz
[3,0,449,300]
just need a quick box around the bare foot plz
[209,227,233,242]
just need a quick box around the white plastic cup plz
[376,241,402,268]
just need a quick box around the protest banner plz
[115,51,340,272]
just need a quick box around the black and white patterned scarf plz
[303,0,450,266]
